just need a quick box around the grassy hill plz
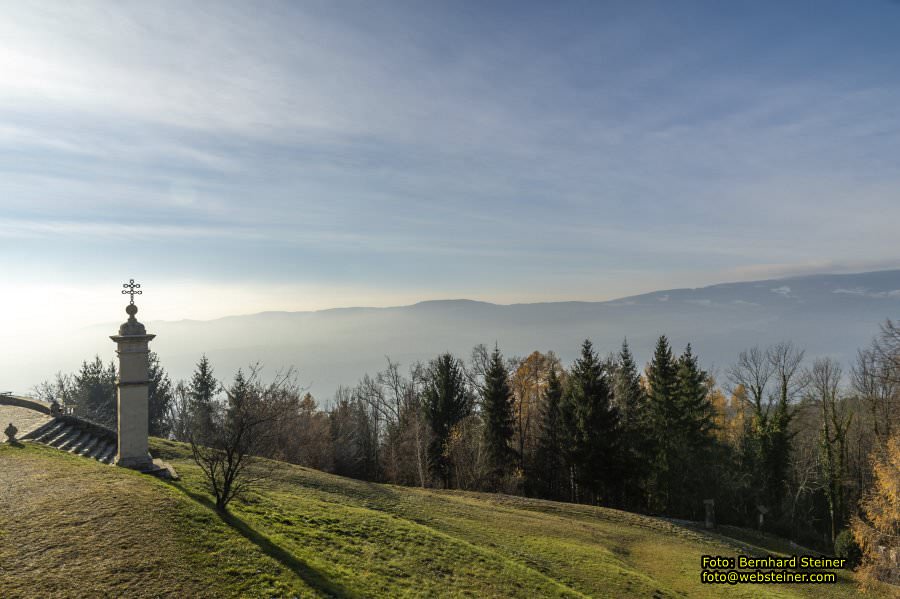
[0,440,890,598]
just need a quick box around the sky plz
[2,0,900,340]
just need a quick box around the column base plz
[115,454,155,471]
[115,455,179,479]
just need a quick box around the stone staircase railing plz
[0,394,52,414]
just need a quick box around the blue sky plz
[2,1,900,332]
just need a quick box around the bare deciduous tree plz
[808,357,853,544]
[353,358,428,484]
[31,372,75,410]
[165,381,193,442]
[854,322,900,445]
[768,341,807,407]
[727,346,775,419]
[189,366,277,512]
[872,319,900,385]
[449,415,492,491]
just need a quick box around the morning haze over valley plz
[6,269,900,402]
[2,2,899,598]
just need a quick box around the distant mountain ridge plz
[7,270,900,400]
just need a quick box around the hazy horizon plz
[5,268,899,398]
[70,266,900,327]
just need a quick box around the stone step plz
[46,425,79,448]
[25,416,164,471]
[75,434,102,457]
[67,431,96,454]
[31,420,67,443]
[58,429,90,452]
[91,442,108,462]
[97,443,117,464]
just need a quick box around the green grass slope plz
[0,440,889,598]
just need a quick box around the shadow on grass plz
[167,482,360,599]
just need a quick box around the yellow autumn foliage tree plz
[710,383,747,447]
[510,351,561,473]
[851,433,900,588]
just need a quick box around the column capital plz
[110,333,157,345]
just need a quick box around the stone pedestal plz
[110,303,155,470]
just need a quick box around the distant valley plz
[7,270,900,401]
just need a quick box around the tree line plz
[35,321,900,585]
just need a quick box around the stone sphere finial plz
[118,302,147,336]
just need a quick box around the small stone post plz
[703,499,715,529]
[4,422,18,443]
[110,279,155,470]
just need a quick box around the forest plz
[35,320,900,587]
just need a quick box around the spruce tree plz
[647,336,678,421]
[613,339,650,510]
[189,355,219,442]
[532,366,566,499]
[227,368,250,407]
[613,340,645,429]
[647,339,718,517]
[481,346,515,487]
[673,344,717,517]
[73,356,117,427]
[645,335,678,513]
[564,340,620,504]
[559,368,580,502]
[148,351,174,437]
[675,344,715,443]
[422,353,472,488]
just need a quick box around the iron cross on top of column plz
[122,279,142,305]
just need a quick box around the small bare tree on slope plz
[189,365,280,512]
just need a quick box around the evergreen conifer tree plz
[189,355,219,442]
[564,340,620,504]
[148,351,174,437]
[612,339,650,510]
[673,344,717,517]
[532,366,566,499]
[73,356,117,427]
[675,344,715,442]
[645,335,679,513]
[646,339,718,517]
[481,346,515,487]
[227,368,250,407]
[422,353,472,488]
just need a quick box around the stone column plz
[110,303,155,470]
